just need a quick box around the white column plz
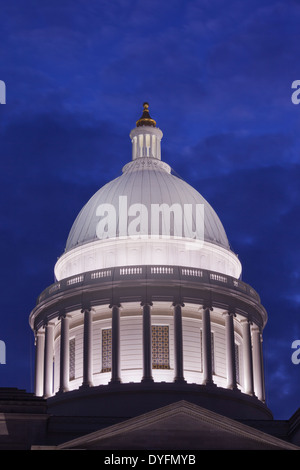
[129,115,163,163]
[241,318,254,395]
[202,306,214,385]
[59,313,70,393]
[34,329,45,397]
[224,311,237,390]
[141,302,153,382]
[143,134,146,156]
[43,321,54,398]
[252,325,265,401]
[110,304,121,384]
[173,303,185,382]
[81,308,93,388]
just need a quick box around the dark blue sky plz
[0,0,299,420]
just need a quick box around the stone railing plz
[36,265,260,305]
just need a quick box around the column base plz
[227,384,239,391]
[174,378,187,384]
[141,377,154,383]
[202,380,216,387]
[80,382,94,389]
[109,378,122,385]
[57,388,70,395]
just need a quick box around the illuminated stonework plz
[29,104,270,421]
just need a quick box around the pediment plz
[46,401,299,451]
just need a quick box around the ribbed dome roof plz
[65,157,230,253]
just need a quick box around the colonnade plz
[34,304,265,403]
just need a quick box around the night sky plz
[0,0,299,420]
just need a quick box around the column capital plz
[140,301,153,307]
[58,309,71,320]
[202,304,213,312]
[172,301,185,308]
[109,303,121,309]
[252,323,262,335]
[222,309,236,318]
[81,306,91,314]
[42,318,55,329]
[240,316,253,325]
[34,328,45,337]
[34,328,44,346]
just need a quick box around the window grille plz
[152,325,170,369]
[69,338,75,380]
[102,328,112,372]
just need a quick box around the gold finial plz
[136,102,156,127]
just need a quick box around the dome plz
[65,157,230,252]
[30,104,270,426]
[54,103,241,281]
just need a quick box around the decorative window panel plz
[69,338,75,381]
[102,328,112,372]
[152,325,170,369]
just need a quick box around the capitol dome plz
[30,103,270,425]
[65,158,230,250]
[55,103,241,281]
